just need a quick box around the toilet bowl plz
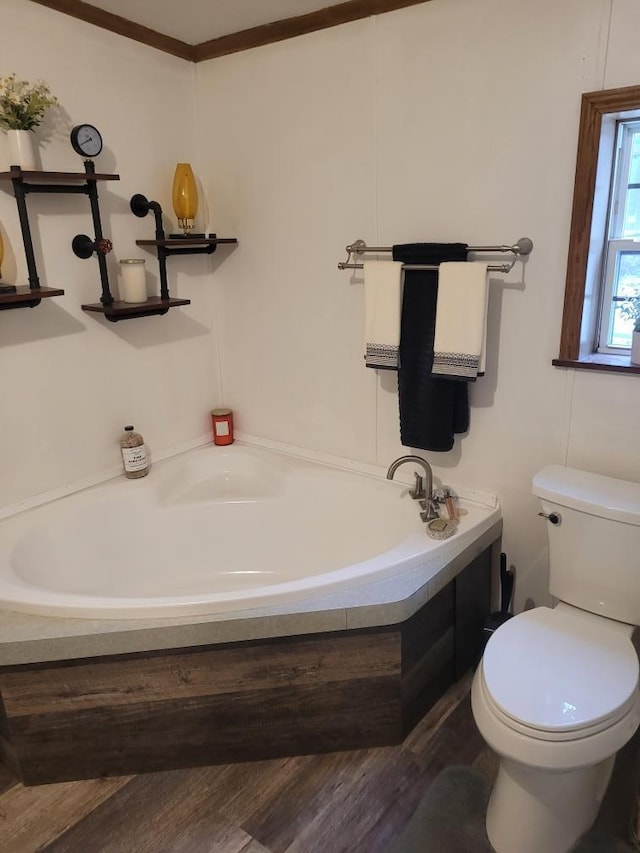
[472,465,640,852]
[472,604,640,853]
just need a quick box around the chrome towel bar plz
[338,237,533,273]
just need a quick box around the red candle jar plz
[211,408,234,446]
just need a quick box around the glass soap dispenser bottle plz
[119,425,149,479]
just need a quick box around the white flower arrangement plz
[0,73,58,132]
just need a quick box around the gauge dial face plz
[70,124,103,158]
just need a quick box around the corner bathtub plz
[0,442,501,619]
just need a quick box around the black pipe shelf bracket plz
[80,187,199,322]
[129,192,238,318]
[0,161,119,312]
[0,167,238,320]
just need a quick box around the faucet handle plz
[420,499,440,522]
[409,472,426,500]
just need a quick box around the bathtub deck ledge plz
[0,521,500,667]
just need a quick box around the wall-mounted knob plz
[538,511,561,525]
[72,234,113,259]
[130,194,164,242]
[130,193,162,219]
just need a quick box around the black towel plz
[394,243,469,452]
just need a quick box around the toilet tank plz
[533,465,640,625]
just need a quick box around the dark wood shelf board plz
[0,286,64,309]
[81,296,191,321]
[136,238,238,247]
[0,170,120,184]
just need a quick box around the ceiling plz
[31,0,429,61]
[88,0,340,45]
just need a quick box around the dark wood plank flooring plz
[0,671,637,852]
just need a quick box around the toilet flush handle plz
[538,511,561,525]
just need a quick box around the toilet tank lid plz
[533,465,640,526]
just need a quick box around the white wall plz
[4,0,639,612]
[195,0,640,610]
[1,1,223,508]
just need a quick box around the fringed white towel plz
[432,262,489,380]
[363,260,403,369]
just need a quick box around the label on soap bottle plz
[121,445,148,472]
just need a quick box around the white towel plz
[431,262,489,380]
[363,260,403,369]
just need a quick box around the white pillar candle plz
[119,259,147,303]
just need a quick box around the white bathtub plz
[0,443,501,619]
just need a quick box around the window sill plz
[552,354,640,375]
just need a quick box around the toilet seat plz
[477,667,636,742]
[472,661,640,772]
[482,606,639,739]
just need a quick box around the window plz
[598,119,640,352]
[555,85,640,373]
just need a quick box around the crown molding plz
[193,0,433,61]
[31,0,432,62]
[30,0,196,61]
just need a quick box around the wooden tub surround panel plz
[0,547,492,785]
[0,632,402,785]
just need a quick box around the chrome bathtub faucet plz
[386,455,440,521]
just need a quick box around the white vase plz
[7,129,37,170]
[631,330,640,366]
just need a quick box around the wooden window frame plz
[554,85,640,375]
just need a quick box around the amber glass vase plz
[171,163,198,236]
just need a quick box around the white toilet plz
[471,464,640,853]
